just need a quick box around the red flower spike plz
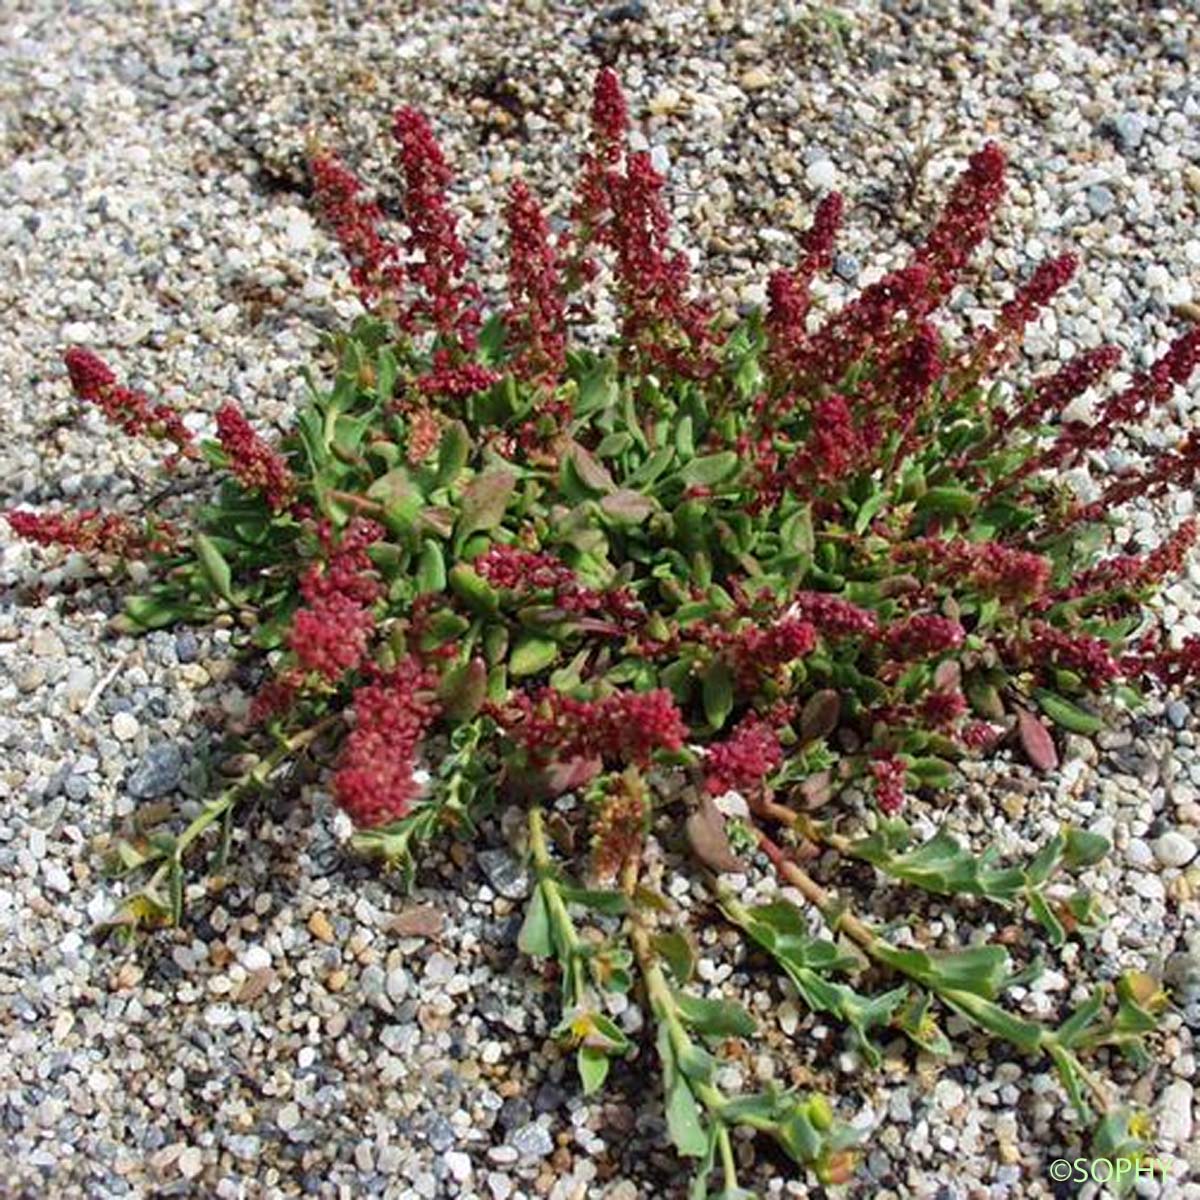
[895,538,1051,602]
[871,752,907,815]
[216,403,295,512]
[309,152,406,309]
[766,192,844,359]
[501,687,687,769]
[910,142,1007,305]
[7,508,175,558]
[791,592,879,639]
[334,660,441,827]
[505,179,568,382]
[63,347,195,457]
[882,614,965,660]
[288,518,385,682]
[392,106,481,345]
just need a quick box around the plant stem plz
[328,489,388,519]
[144,719,334,900]
[528,807,588,999]
[628,918,728,1122]
[748,820,1114,1116]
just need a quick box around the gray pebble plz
[509,1121,553,1161]
[477,848,530,899]
[1086,184,1115,218]
[126,742,185,800]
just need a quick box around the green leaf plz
[652,931,696,985]
[437,658,488,722]
[557,884,629,915]
[870,942,1010,1000]
[123,593,200,630]
[455,469,516,547]
[195,533,235,603]
[415,540,446,594]
[435,420,471,489]
[600,489,656,524]
[915,487,978,518]
[702,659,735,731]
[575,362,617,417]
[1034,688,1103,735]
[448,564,500,615]
[510,634,559,678]
[518,887,553,958]
[577,1045,611,1096]
[779,505,815,556]
[847,825,1024,902]
[674,991,756,1039]
[678,452,739,488]
[1027,890,1066,947]
[852,487,890,535]
[1062,827,1110,869]
[659,1027,708,1159]
[564,443,617,495]
[940,989,1045,1053]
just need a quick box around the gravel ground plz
[2,2,1199,1197]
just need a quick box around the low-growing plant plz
[12,68,1200,1195]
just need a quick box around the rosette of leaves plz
[17,68,1198,1197]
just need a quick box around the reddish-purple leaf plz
[686,796,743,873]
[799,690,841,743]
[1017,709,1058,772]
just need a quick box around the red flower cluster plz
[415,354,500,400]
[793,265,932,389]
[333,660,441,827]
[911,142,1007,303]
[590,767,648,882]
[6,508,174,557]
[882,614,965,660]
[249,672,302,725]
[403,403,443,463]
[393,107,480,345]
[1095,426,1200,512]
[704,716,783,796]
[309,153,405,308]
[503,687,687,768]
[871,752,907,815]
[289,518,384,681]
[896,537,1051,601]
[505,179,567,382]
[64,347,194,458]
[766,192,844,357]
[215,403,295,512]
[968,254,1077,374]
[704,616,817,690]
[474,543,641,626]
[1141,634,1200,688]
[1019,621,1119,688]
[786,393,871,487]
[572,65,628,257]
[791,591,879,638]
[1057,518,1198,601]
[994,344,1122,444]
[919,687,968,728]
[960,721,1003,750]
[1049,328,1200,470]
[605,150,715,374]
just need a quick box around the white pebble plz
[1153,831,1197,868]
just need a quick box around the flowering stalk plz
[309,152,406,309]
[215,403,295,512]
[64,347,195,459]
[7,508,175,558]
